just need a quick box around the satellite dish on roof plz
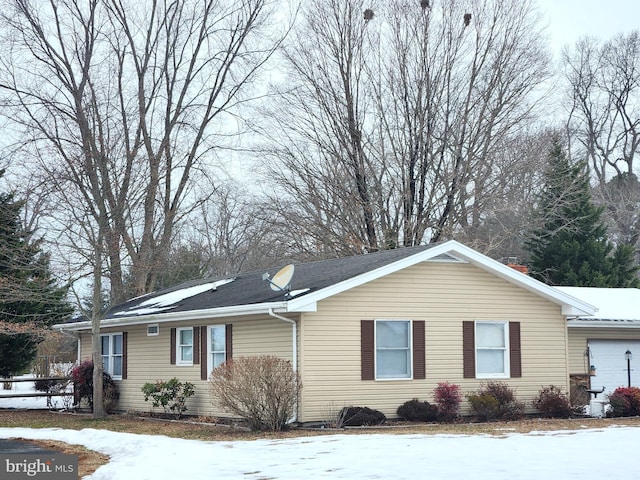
[262,264,294,293]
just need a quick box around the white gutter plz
[54,302,289,331]
[568,319,640,328]
[268,308,298,423]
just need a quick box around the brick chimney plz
[507,263,528,275]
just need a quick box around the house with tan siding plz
[55,240,596,423]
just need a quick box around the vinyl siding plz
[79,260,568,423]
[78,315,294,416]
[568,327,640,375]
[297,261,568,422]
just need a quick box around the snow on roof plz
[289,288,310,298]
[116,278,235,316]
[555,287,640,320]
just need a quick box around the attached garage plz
[587,339,638,393]
[558,287,640,398]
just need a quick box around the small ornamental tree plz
[209,355,300,432]
[433,382,462,422]
[70,360,119,413]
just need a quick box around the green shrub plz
[607,387,640,417]
[467,381,524,422]
[337,406,386,427]
[397,399,438,422]
[466,393,500,421]
[142,378,195,419]
[532,386,573,418]
[433,382,462,422]
[70,360,119,413]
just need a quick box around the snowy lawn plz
[1,425,638,479]
[2,378,639,479]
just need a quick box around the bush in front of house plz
[208,355,300,432]
[607,387,640,417]
[70,359,119,413]
[467,381,525,422]
[397,399,438,422]
[141,378,196,419]
[532,385,573,418]
[433,382,462,422]
[336,406,386,427]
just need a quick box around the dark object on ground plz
[337,406,386,427]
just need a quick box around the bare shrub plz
[532,386,573,418]
[208,356,300,432]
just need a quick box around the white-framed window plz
[101,333,123,380]
[147,324,159,336]
[375,319,412,379]
[176,327,194,365]
[475,321,510,378]
[208,325,226,374]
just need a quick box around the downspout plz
[268,308,298,422]
[268,308,297,372]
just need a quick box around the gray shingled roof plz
[101,244,437,320]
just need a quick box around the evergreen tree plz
[524,142,639,287]
[0,170,73,377]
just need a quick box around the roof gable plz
[286,241,596,316]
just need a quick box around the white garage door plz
[588,340,639,394]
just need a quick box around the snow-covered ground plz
[2,379,639,479]
[1,425,639,479]
[0,374,73,410]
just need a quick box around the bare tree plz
[258,0,550,254]
[257,0,383,255]
[0,0,283,302]
[564,32,640,257]
[0,0,284,416]
[455,129,555,259]
[158,183,297,285]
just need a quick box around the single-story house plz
[556,287,640,398]
[55,240,597,423]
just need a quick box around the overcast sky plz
[538,0,639,54]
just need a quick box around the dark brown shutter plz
[225,324,233,361]
[122,332,128,380]
[413,321,425,380]
[509,322,522,378]
[361,320,375,380]
[463,321,475,379]
[193,327,200,365]
[170,327,176,365]
[200,326,208,380]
